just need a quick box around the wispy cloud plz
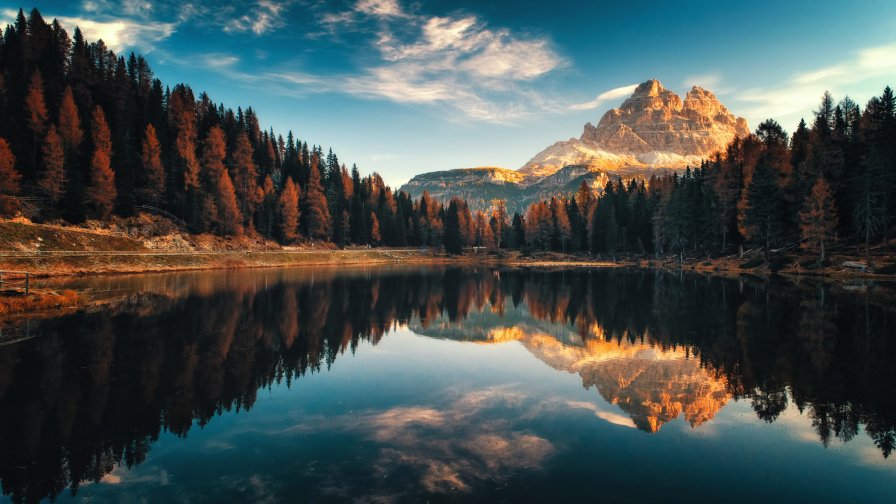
[303,0,568,123]
[569,83,638,111]
[225,0,295,35]
[736,43,896,125]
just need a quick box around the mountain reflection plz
[0,267,894,502]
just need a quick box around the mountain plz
[410,308,730,433]
[399,79,749,212]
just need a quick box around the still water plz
[0,266,894,503]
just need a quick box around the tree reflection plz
[0,267,894,502]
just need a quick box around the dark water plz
[1,266,894,503]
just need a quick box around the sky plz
[3,0,896,186]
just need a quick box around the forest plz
[0,8,894,264]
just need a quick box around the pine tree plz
[87,106,116,219]
[0,138,20,216]
[277,177,300,243]
[444,198,464,254]
[141,123,164,206]
[739,160,780,256]
[39,124,65,207]
[800,176,838,264]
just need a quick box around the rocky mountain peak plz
[579,79,749,158]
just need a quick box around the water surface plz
[1,267,894,503]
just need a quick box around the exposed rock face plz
[400,79,748,210]
[581,80,749,157]
[410,310,731,433]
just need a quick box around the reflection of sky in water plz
[64,328,895,504]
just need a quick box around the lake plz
[0,266,894,503]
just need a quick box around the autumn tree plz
[201,126,242,235]
[57,86,83,154]
[24,71,48,170]
[230,131,260,227]
[799,177,838,264]
[490,200,508,248]
[86,106,116,219]
[141,124,164,206]
[301,156,331,241]
[368,211,381,245]
[0,138,20,216]
[277,177,300,243]
[39,124,65,207]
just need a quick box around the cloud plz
[203,53,240,68]
[736,43,896,126]
[3,5,175,53]
[225,0,295,35]
[307,0,567,123]
[569,83,638,111]
[54,15,175,53]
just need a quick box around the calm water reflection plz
[0,267,894,503]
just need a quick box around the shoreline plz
[1,250,893,324]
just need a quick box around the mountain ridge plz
[400,79,749,212]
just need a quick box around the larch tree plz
[0,138,20,216]
[490,200,508,248]
[39,124,65,207]
[87,106,116,219]
[57,86,83,154]
[368,211,381,245]
[230,131,260,227]
[202,126,241,234]
[141,123,164,206]
[25,71,48,170]
[215,171,242,236]
[799,176,838,264]
[277,177,301,243]
[301,159,331,241]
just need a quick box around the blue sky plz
[4,0,896,185]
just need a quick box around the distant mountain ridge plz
[400,79,748,212]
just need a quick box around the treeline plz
[513,89,896,265]
[0,8,456,247]
[2,9,894,258]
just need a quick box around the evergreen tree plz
[740,160,780,256]
[444,198,464,254]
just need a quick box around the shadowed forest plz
[0,267,893,503]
